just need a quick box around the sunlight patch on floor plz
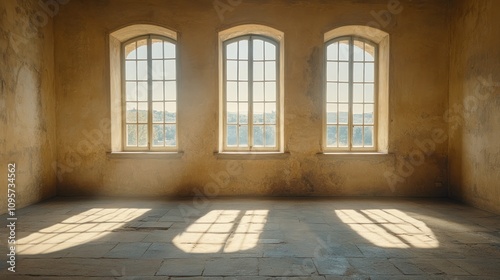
[17,208,151,255]
[335,209,439,248]
[173,209,269,253]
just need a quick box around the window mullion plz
[147,35,153,150]
[248,36,254,151]
[348,37,354,151]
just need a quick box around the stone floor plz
[1,197,500,279]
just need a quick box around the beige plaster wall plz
[54,0,450,198]
[0,0,57,213]
[449,0,500,214]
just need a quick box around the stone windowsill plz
[106,151,184,159]
[214,152,290,160]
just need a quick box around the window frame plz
[222,35,280,152]
[324,36,379,152]
[121,34,179,152]
[321,25,389,154]
[218,24,285,154]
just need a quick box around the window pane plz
[126,103,137,123]
[365,84,374,103]
[152,81,163,101]
[165,102,176,123]
[338,40,349,61]
[253,61,264,81]
[353,41,364,61]
[339,62,349,82]
[338,104,348,124]
[364,104,374,124]
[227,82,237,102]
[136,40,147,59]
[137,102,148,123]
[353,63,363,82]
[326,104,337,124]
[264,42,276,60]
[338,126,348,147]
[353,104,363,124]
[265,125,276,147]
[239,60,248,81]
[165,60,176,80]
[364,126,374,146]
[165,124,176,146]
[339,83,348,103]
[126,82,137,101]
[253,126,264,146]
[137,82,148,101]
[265,61,276,81]
[227,102,237,124]
[239,40,248,59]
[138,124,148,147]
[125,61,136,80]
[254,82,264,101]
[152,60,164,80]
[227,125,237,146]
[365,43,375,62]
[164,42,176,59]
[239,102,248,124]
[353,126,363,147]
[152,40,163,59]
[152,102,164,123]
[226,42,238,59]
[365,62,374,82]
[239,125,248,146]
[226,60,237,80]
[327,42,338,61]
[153,124,164,146]
[253,103,264,124]
[326,83,337,102]
[126,125,137,146]
[353,84,363,103]
[327,62,338,82]
[265,82,276,102]
[125,42,136,60]
[253,39,264,60]
[239,82,248,101]
[165,81,176,101]
[137,61,148,80]
[327,125,337,147]
[265,103,276,124]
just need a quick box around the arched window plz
[219,25,284,153]
[109,25,178,152]
[324,26,389,153]
[123,36,177,150]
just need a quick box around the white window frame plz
[218,25,285,153]
[109,25,178,152]
[121,35,178,151]
[323,26,389,153]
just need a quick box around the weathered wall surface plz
[0,0,57,213]
[449,0,500,214]
[54,0,450,197]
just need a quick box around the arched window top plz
[219,24,284,43]
[324,25,388,44]
[326,36,377,62]
[110,24,177,42]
